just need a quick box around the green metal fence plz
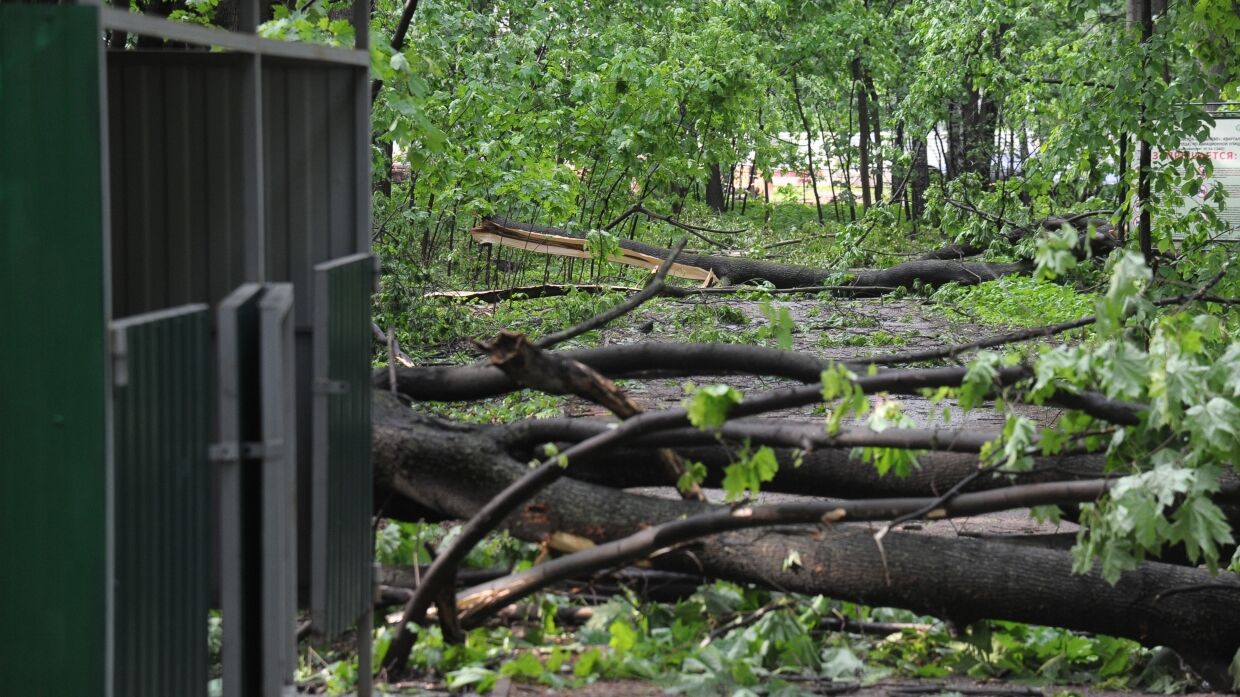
[312,254,375,638]
[111,305,211,697]
[0,6,108,695]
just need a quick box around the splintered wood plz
[471,218,717,285]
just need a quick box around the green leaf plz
[500,652,544,679]
[677,460,707,494]
[721,445,780,500]
[998,414,1037,472]
[1185,397,1240,452]
[609,618,638,653]
[1100,340,1148,400]
[446,665,497,692]
[959,352,1000,412]
[685,384,743,429]
[1170,495,1235,566]
[1033,225,1078,281]
[759,301,795,350]
[574,648,603,678]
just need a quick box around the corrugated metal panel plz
[263,61,362,327]
[0,6,108,695]
[311,254,374,638]
[107,54,249,318]
[218,285,299,697]
[111,305,211,697]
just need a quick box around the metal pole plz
[356,566,377,697]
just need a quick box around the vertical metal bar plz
[217,284,262,697]
[259,284,298,697]
[97,7,118,697]
[356,592,374,697]
[354,64,371,254]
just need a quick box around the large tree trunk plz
[371,393,1240,687]
[484,217,1027,290]
[852,57,873,209]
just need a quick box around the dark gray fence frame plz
[90,0,375,694]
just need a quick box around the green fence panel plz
[0,5,107,695]
[111,305,211,697]
[311,254,375,638]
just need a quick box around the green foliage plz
[855,399,922,477]
[721,445,781,501]
[932,278,1097,329]
[820,364,870,435]
[757,301,796,350]
[684,383,743,430]
[353,0,1240,689]
[584,229,623,273]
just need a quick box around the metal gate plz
[311,254,375,639]
[216,284,298,697]
[110,305,211,697]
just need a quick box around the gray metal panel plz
[205,62,249,303]
[216,284,263,697]
[110,304,211,697]
[262,63,289,296]
[262,61,366,327]
[352,65,371,254]
[311,254,374,638]
[327,69,354,259]
[259,284,299,696]
[107,54,250,318]
[217,284,299,697]
[98,7,369,67]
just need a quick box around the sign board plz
[1159,115,1240,240]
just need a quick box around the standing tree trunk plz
[705,164,727,213]
[852,57,873,209]
[866,73,883,202]
[1133,0,1156,265]
[791,74,826,225]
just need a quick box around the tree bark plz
[911,137,930,219]
[852,57,873,209]
[706,164,727,213]
[371,393,1240,687]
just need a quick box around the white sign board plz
[1159,116,1240,240]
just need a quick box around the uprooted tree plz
[366,243,1240,689]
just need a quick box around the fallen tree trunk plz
[480,217,1028,291]
[371,393,1240,687]
[382,344,1147,426]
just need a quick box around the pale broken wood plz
[425,283,642,303]
[471,219,717,284]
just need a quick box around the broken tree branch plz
[534,237,689,349]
